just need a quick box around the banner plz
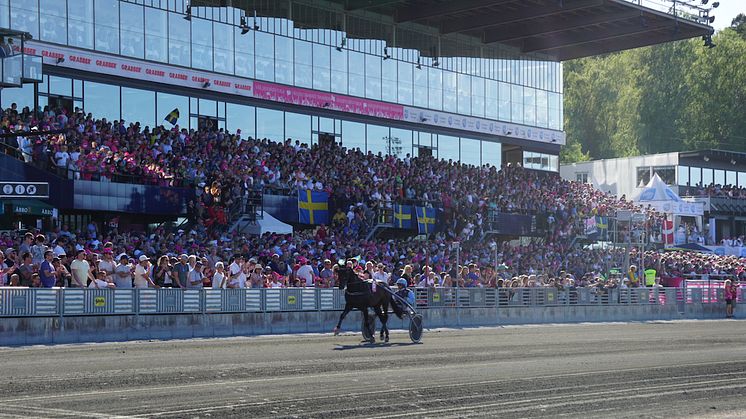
[298,189,329,225]
[585,217,597,235]
[393,204,413,229]
[663,219,674,245]
[415,206,436,235]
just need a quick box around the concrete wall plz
[0,303,736,346]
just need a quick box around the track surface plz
[1,320,746,418]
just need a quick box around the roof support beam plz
[522,20,673,53]
[441,0,604,34]
[344,0,402,11]
[394,0,517,23]
[484,8,639,44]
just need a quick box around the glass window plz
[1,84,33,110]
[714,169,725,186]
[10,0,38,39]
[548,92,561,130]
[95,0,118,54]
[471,77,485,118]
[225,103,255,139]
[235,28,254,78]
[198,98,217,117]
[427,67,442,111]
[690,167,702,187]
[390,128,413,159]
[417,131,432,150]
[312,43,331,92]
[191,18,213,71]
[120,2,144,59]
[511,84,523,124]
[331,49,348,94]
[291,39,310,87]
[212,22,234,74]
[702,168,713,186]
[285,112,311,144]
[366,124,389,156]
[255,31,274,81]
[636,166,650,187]
[443,70,457,113]
[365,54,382,100]
[727,170,737,186]
[549,155,559,172]
[739,172,746,188]
[49,76,72,97]
[654,166,675,185]
[457,74,471,116]
[157,92,189,129]
[0,0,8,29]
[677,166,689,186]
[68,0,93,49]
[413,62,428,108]
[485,79,498,120]
[39,0,66,43]
[460,137,481,166]
[168,11,190,66]
[381,57,397,103]
[121,87,155,128]
[523,87,536,126]
[397,61,413,106]
[498,82,511,122]
[481,140,500,168]
[536,89,548,128]
[144,7,168,63]
[341,120,366,152]
[84,81,120,122]
[437,135,459,162]
[348,51,364,97]
[256,107,284,141]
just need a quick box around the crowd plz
[682,183,746,199]
[1,104,743,291]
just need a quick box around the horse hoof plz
[384,336,389,343]
[369,337,376,344]
[333,327,340,336]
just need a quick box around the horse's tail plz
[389,291,405,319]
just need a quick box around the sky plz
[711,1,744,31]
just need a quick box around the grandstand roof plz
[336,0,713,61]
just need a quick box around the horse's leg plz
[382,301,389,343]
[334,303,352,335]
[362,308,375,343]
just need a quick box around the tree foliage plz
[563,27,746,162]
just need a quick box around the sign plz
[0,182,49,198]
[433,293,441,302]
[287,295,297,305]
[94,296,106,307]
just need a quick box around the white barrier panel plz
[114,289,135,314]
[34,289,58,315]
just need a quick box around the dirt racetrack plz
[1,320,745,418]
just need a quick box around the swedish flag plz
[298,189,329,225]
[393,204,413,229]
[164,108,180,125]
[415,206,436,235]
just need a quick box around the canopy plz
[665,243,712,253]
[636,173,703,216]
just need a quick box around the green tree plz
[559,140,590,164]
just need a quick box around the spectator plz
[212,261,226,289]
[39,250,57,288]
[70,250,91,287]
[134,255,156,288]
[114,254,133,288]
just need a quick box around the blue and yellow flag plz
[415,206,436,235]
[393,204,413,229]
[298,189,329,225]
[164,108,179,125]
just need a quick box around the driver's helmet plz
[396,278,408,288]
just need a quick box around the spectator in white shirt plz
[212,262,226,289]
[70,249,92,287]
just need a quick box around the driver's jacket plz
[395,288,415,306]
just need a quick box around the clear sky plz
[711,1,744,31]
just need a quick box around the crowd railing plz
[0,286,734,318]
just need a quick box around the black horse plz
[333,265,404,343]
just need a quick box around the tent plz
[664,243,712,253]
[636,173,703,216]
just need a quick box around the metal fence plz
[0,287,733,318]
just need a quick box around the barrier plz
[0,287,729,318]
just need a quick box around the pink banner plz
[253,81,404,120]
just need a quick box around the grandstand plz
[0,0,733,292]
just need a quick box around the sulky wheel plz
[408,314,423,343]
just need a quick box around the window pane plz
[226,103,255,140]
[331,49,348,94]
[471,77,485,118]
[536,89,548,128]
[168,11,190,66]
[677,166,689,186]
[636,166,650,187]
[342,120,365,152]
[68,0,93,49]
[312,43,330,92]
[714,169,725,186]
[702,168,713,186]
[498,82,511,121]
[255,31,274,81]
[437,135,459,162]
[381,57,397,103]
[690,167,702,186]
[157,92,189,129]
[39,0,66,43]
[457,74,471,115]
[485,79,498,120]
[1,84,33,109]
[84,81,120,122]
[213,22,234,74]
[120,2,144,59]
[366,124,389,156]
[413,62,428,108]
[365,54,382,100]
[145,7,168,63]
[397,61,413,106]
[428,67,442,111]
[256,107,284,141]
[523,87,536,126]
[0,0,8,28]
[121,87,155,128]
[443,70,457,113]
[348,51,364,97]
[390,128,412,159]
[511,84,523,124]
[460,137,481,166]
[198,98,217,117]
[10,0,38,39]
[95,0,119,54]
[235,28,254,78]
[49,76,72,97]
[285,112,311,144]
[191,18,213,70]
[291,39,310,87]
[482,140,501,168]
[726,170,737,186]
[739,172,746,188]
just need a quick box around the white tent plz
[636,173,703,216]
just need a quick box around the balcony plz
[0,54,21,87]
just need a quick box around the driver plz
[395,278,415,307]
